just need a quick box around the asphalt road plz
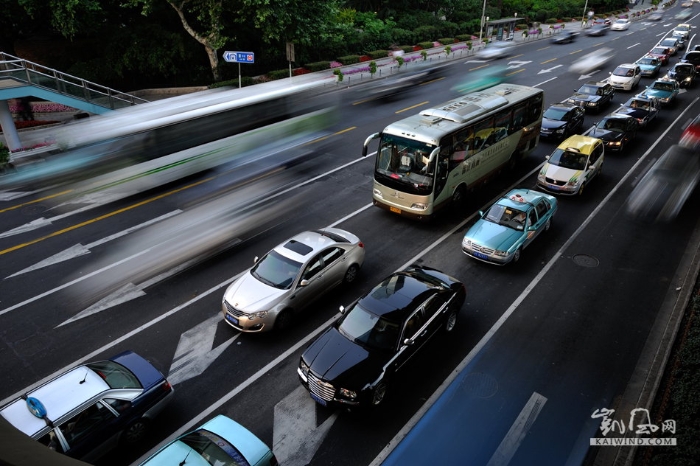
[1,8,699,466]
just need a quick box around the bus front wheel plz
[452,186,467,211]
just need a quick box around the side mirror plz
[478,210,485,217]
[403,338,415,346]
[253,256,259,264]
[299,279,310,287]
[545,155,551,160]
[527,226,536,231]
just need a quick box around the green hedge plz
[399,45,414,53]
[546,17,558,23]
[418,41,435,49]
[210,76,255,88]
[438,37,454,44]
[338,55,361,65]
[366,50,389,59]
[456,34,472,41]
[305,61,331,72]
[267,69,289,80]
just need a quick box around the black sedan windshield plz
[338,304,400,351]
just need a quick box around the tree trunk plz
[168,1,222,82]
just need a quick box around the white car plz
[611,19,631,31]
[569,47,616,74]
[221,228,365,332]
[608,64,642,91]
[537,135,605,196]
[475,41,516,60]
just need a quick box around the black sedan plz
[680,51,700,72]
[540,103,585,140]
[667,62,698,87]
[613,96,660,128]
[586,24,609,36]
[565,81,615,112]
[551,31,578,44]
[584,114,639,152]
[298,265,466,408]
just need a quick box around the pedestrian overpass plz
[0,52,147,152]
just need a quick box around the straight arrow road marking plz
[167,314,239,386]
[537,64,563,74]
[0,203,100,239]
[8,210,182,277]
[578,70,601,80]
[273,386,339,466]
[487,392,548,466]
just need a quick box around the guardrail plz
[0,52,148,110]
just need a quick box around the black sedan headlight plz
[339,388,357,400]
[298,359,310,382]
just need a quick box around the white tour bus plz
[362,84,544,219]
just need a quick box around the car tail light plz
[358,242,364,248]
[161,380,172,392]
[269,454,280,466]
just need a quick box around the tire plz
[512,248,521,263]
[274,310,293,331]
[445,309,458,332]
[544,218,551,232]
[122,419,148,445]
[344,264,359,284]
[371,381,388,406]
[452,185,467,211]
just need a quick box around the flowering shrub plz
[330,61,343,69]
[14,120,59,129]
[8,102,75,113]
[433,41,442,47]
[293,68,311,76]
[10,141,55,152]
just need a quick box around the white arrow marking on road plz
[537,64,563,74]
[273,386,339,466]
[0,191,36,201]
[507,60,532,69]
[627,42,641,49]
[578,70,601,80]
[0,204,99,239]
[56,258,197,327]
[463,59,488,63]
[8,210,182,278]
[167,314,238,386]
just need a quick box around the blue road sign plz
[223,51,255,63]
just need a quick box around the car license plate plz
[548,184,560,191]
[225,314,239,326]
[390,206,402,214]
[310,392,327,406]
[473,251,489,260]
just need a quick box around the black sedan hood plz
[588,127,624,142]
[303,327,387,389]
[570,93,600,103]
[541,118,567,130]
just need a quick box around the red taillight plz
[269,454,279,466]
[358,242,364,248]
[162,380,172,392]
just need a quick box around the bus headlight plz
[411,203,427,210]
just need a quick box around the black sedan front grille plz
[307,372,335,401]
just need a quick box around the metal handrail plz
[0,52,149,109]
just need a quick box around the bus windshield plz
[375,134,436,195]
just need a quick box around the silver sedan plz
[222,228,365,332]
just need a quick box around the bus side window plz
[512,104,526,132]
[494,109,512,139]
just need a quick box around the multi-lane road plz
[1,10,699,466]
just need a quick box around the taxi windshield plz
[549,148,588,170]
[485,204,527,230]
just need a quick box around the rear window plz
[86,361,141,389]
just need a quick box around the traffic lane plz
[377,164,700,466]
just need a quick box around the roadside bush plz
[516,23,528,30]
[456,34,472,41]
[305,61,331,72]
[399,45,414,53]
[438,38,455,45]
[210,76,255,88]
[267,69,289,80]
[366,50,389,59]
[562,17,571,22]
[438,21,459,37]
[546,17,558,23]
[338,55,361,65]
[418,41,435,49]
[391,28,416,45]
[414,25,439,42]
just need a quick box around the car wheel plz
[445,309,458,332]
[544,218,551,232]
[372,381,388,406]
[512,248,521,263]
[343,264,359,284]
[452,185,467,211]
[122,419,149,445]
[274,310,293,332]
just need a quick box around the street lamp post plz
[582,0,589,28]
[480,0,487,42]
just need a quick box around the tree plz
[128,0,231,81]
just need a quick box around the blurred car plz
[593,18,612,26]
[551,30,579,44]
[639,79,680,105]
[364,64,451,100]
[452,65,509,93]
[626,145,700,222]
[583,114,639,152]
[675,9,693,20]
[569,47,616,75]
[647,46,672,65]
[298,265,466,407]
[565,81,615,112]
[673,23,692,40]
[614,96,660,127]
[635,56,663,78]
[680,51,700,71]
[680,113,700,149]
[540,102,586,141]
[0,351,174,463]
[611,19,631,31]
[608,64,642,91]
[667,62,698,87]
[475,41,516,60]
[586,24,610,36]
[681,1,694,7]
[537,135,605,196]
[659,37,683,54]
[221,228,365,333]
[648,12,664,21]
[461,189,557,264]
[140,415,278,466]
